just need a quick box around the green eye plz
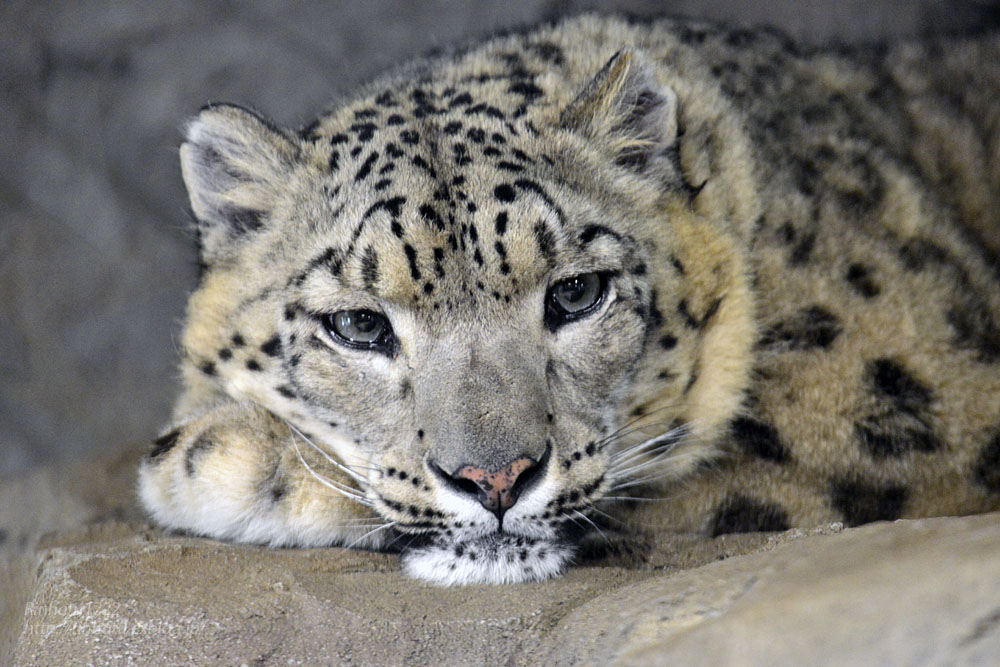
[545,273,606,329]
[323,310,393,350]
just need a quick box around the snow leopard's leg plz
[138,401,386,548]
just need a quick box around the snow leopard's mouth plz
[400,532,575,586]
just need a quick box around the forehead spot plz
[495,184,516,202]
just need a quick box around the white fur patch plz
[402,534,573,586]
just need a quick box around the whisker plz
[572,509,610,543]
[610,441,680,472]
[608,433,689,479]
[610,422,692,460]
[345,521,398,550]
[597,414,681,452]
[607,452,706,491]
[599,402,682,443]
[597,495,665,503]
[292,439,373,506]
[287,422,372,484]
[610,453,683,479]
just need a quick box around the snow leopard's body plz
[139,15,1000,585]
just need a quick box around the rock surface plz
[3,448,999,665]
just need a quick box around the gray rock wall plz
[2,0,998,478]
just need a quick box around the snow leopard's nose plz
[432,445,550,519]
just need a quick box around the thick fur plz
[139,15,1000,585]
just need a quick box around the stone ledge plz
[6,513,999,665]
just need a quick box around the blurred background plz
[2,0,999,479]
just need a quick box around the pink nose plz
[452,457,536,512]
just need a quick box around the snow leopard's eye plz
[323,310,395,352]
[545,272,606,329]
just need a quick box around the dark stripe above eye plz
[514,179,566,227]
[579,224,622,245]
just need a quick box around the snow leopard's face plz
[153,45,755,584]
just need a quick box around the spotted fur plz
[139,15,1000,585]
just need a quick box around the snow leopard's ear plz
[180,103,299,263]
[561,49,679,176]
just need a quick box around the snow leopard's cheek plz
[544,276,653,414]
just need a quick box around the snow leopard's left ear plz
[180,103,299,264]
[561,49,679,176]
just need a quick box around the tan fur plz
[139,15,1000,582]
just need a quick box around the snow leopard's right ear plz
[180,104,298,263]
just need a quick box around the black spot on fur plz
[149,428,181,460]
[531,42,564,64]
[869,358,932,405]
[494,184,516,202]
[215,207,263,236]
[199,361,217,376]
[579,225,621,245]
[856,358,940,458]
[412,155,437,178]
[899,238,950,271]
[508,81,543,99]
[846,263,881,298]
[974,430,1000,493]
[276,385,296,399]
[759,306,842,350]
[218,348,232,361]
[271,482,288,503]
[731,416,789,463]
[418,204,445,231]
[947,303,1000,363]
[354,150,379,182]
[403,244,421,280]
[659,334,678,350]
[450,92,473,107]
[231,333,246,347]
[709,495,790,537]
[260,335,282,358]
[855,420,940,458]
[433,247,446,278]
[363,196,406,220]
[830,477,908,526]
[777,221,796,244]
[184,436,216,476]
[246,359,262,371]
[789,231,816,265]
[361,246,379,287]
[533,221,555,260]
